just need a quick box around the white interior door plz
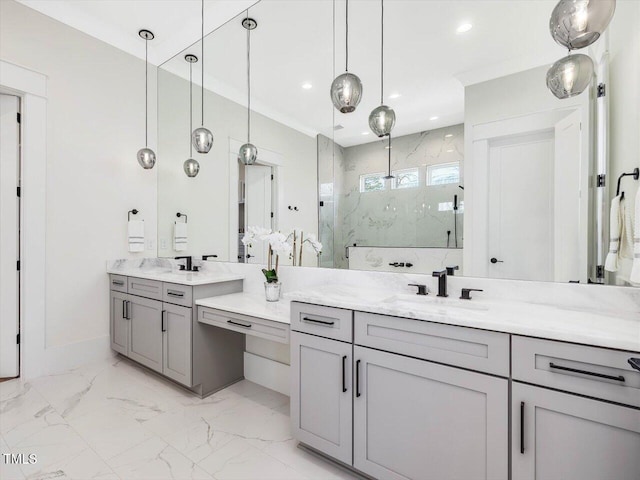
[245,165,272,264]
[488,131,554,281]
[0,94,20,378]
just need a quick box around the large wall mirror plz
[157,0,639,287]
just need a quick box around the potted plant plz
[242,227,291,301]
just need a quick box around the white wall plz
[156,68,318,266]
[0,1,157,355]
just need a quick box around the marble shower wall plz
[322,125,464,269]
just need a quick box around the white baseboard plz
[244,351,290,396]
[33,335,114,378]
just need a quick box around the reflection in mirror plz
[157,0,639,286]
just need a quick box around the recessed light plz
[302,82,313,90]
[362,131,370,135]
[385,145,393,149]
[456,23,473,34]
[430,116,439,121]
[446,148,454,153]
[389,93,401,99]
[445,134,454,138]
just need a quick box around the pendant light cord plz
[145,37,148,147]
[380,0,384,105]
[247,11,251,143]
[345,0,349,72]
[189,62,193,157]
[388,134,391,177]
[201,0,205,126]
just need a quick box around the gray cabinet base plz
[297,443,374,480]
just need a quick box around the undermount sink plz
[381,294,490,313]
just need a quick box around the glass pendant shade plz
[183,158,200,177]
[192,127,214,153]
[238,143,258,165]
[136,147,156,169]
[330,72,363,114]
[546,53,594,99]
[369,105,396,137]
[550,0,616,50]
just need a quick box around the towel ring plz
[128,209,139,221]
[616,168,639,200]
[176,212,188,223]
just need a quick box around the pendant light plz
[546,52,594,99]
[184,54,200,177]
[549,0,616,50]
[330,0,363,114]
[383,135,394,180]
[136,29,156,169]
[369,0,395,137]
[238,13,258,166]
[192,0,214,154]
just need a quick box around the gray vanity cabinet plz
[127,295,164,373]
[512,382,640,480]
[162,303,192,386]
[353,346,509,480]
[290,331,353,465]
[109,290,129,356]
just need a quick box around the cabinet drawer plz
[162,282,193,307]
[199,306,290,344]
[354,311,510,376]
[290,302,352,343]
[110,274,128,293]
[127,277,162,300]
[512,336,640,408]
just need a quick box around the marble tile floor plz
[0,357,359,480]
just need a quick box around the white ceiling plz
[16,0,257,65]
[17,0,563,147]
[162,0,563,147]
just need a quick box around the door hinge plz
[596,265,605,279]
[270,174,274,180]
[596,174,605,187]
[597,83,606,98]
[17,186,21,197]
[270,212,274,218]
[16,333,20,344]
[319,201,324,207]
[17,260,20,271]
[17,112,21,123]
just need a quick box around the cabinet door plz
[162,303,192,386]
[110,291,129,356]
[128,296,163,373]
[291,332,352,465]
[513,382,640,480]
[354,346,508,480]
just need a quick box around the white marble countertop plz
[286,285,640,352]
[107,268,244,287]
[196,292,291,324]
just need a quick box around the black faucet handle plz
[432,270,447,277]
[408,284,428,296]
[460,288,484,300]
[446,266,459,275]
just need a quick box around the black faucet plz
[408,284,428,296]
[460,288,483,300]
[175,256,193,271]
[432,270,448,297]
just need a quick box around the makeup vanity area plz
[110,0,640,479]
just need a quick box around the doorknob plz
[490,257,504,264]
[246,254,254,259]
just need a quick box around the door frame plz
[0,60,47,379]
[228,138,283,264]
[464,106,590,280]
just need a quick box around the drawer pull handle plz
[342,355,347,393]
[302,317,335,326]
[629,358,640,372]
[356,359,361,398]
[520,401,525,454]
[227,320,252,329]
[112,280,124,286]
[167,291,184,297]
[549,362,625,382]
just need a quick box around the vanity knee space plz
[290,301,640,480]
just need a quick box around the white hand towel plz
[174,222,188,252]
[128,220,145,253]
[604,195,622,272]
[630,187,640,285]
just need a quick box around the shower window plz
[427,162,460,186]
[391,167,420,189]
[360,172,386,192]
